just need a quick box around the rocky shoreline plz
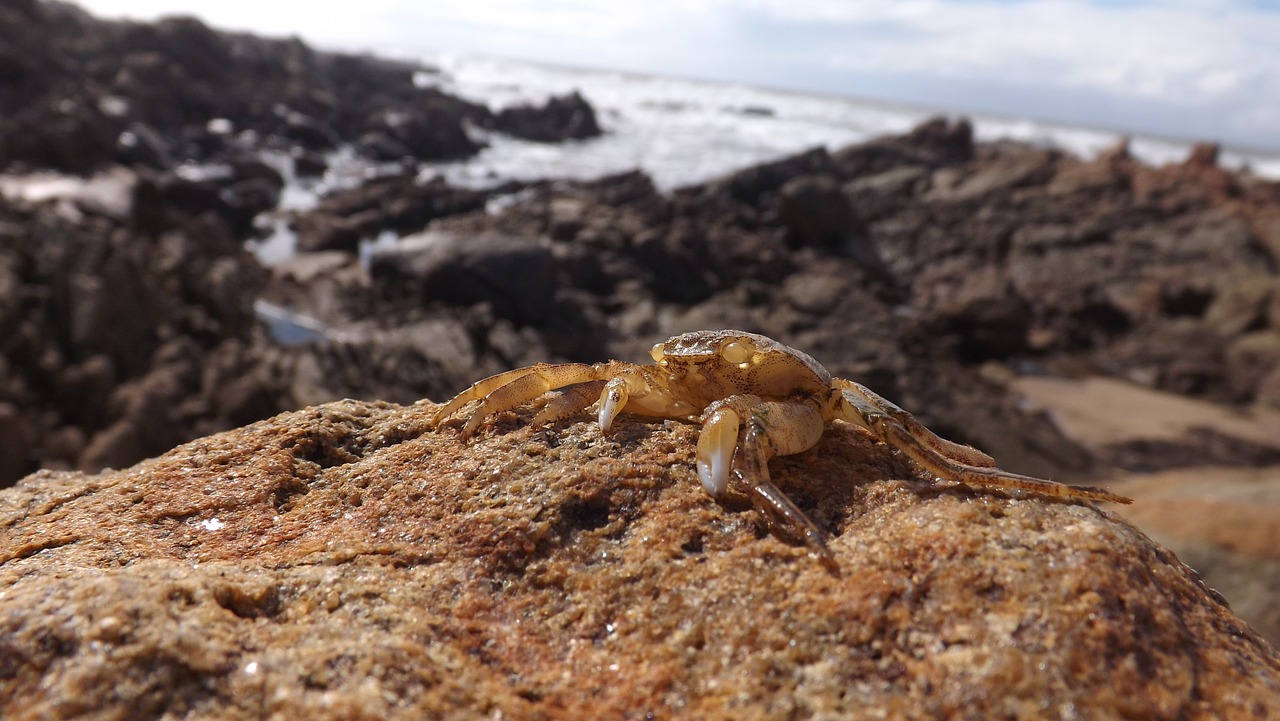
[0,0,601,483]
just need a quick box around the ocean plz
[404,52,1280,193]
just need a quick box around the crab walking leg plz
[533,380,607,427]
[698,396,835,564]
[432,363,601,437]
[432,363,591,426]
[835,379,997,469]
[836,391,1132,505]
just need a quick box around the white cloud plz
[744,0,1280,105]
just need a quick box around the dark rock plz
[832,116,974,179]
[130,161,284,238]
[290,148,328,177]
[0,404,31,483]
[1186,142,1221,169]
[115,122,174,168]
[628,227,718,304]
[370,232,559,325]
[362,99,483,161]
[1106,320,1229,397]
[0,2,493,173]
[776,175,889,274]
[712,146,832,204]
[276,110,341,151]
[926,296,1033,362]
[492,91,602,143]
[925,146,1057,203]
[292,175,487,254]
[0,186,271,486]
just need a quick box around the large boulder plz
[1,399,1276,718]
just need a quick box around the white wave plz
[414,53,1280,191]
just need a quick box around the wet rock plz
[361,100,483,161]
[1,399,1277,718]
[492,90,602,143]
[131,162,283,238]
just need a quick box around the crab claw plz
[697,406,740,497]
[597,377,630,432]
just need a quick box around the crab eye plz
[720,341,751,365]
[649,342,665,363]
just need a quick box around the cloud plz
[699,0,1280,146]
[731,0,1279,100]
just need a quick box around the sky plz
[72,0,1280,153]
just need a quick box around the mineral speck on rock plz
[2,399,1278,719]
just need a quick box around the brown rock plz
[1109,465,1280,648]
[0,403,32,483]
[2,399,1277,719]
[1258,364,1280,410]
[1225,331,1280,401]
[776,175,887,274]
[1205,277,1280,337]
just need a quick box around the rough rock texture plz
[0,1,604,486]
[1002,374,1280,645]
[0,183,285,482]
[2,400,1278,719]
[1117,466,1280,651]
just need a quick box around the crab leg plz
[431,363,600,437]
[835,379,997,468]
[698,396,835,566]
[836,390,1131,505]
[534,380,607,427]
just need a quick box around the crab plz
[430,330,1131,567]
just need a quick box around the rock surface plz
[2,399,1278,719]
